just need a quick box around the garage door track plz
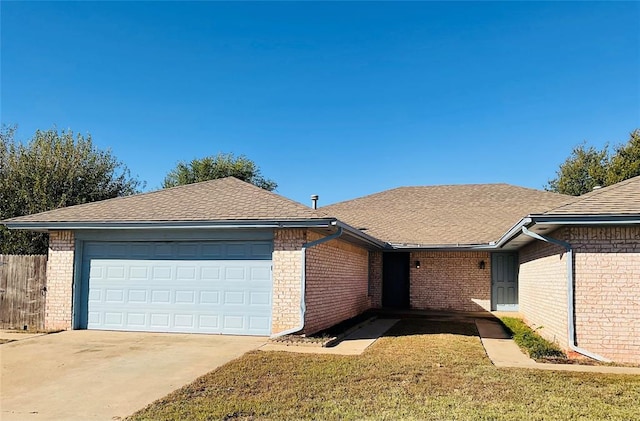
[1,330,266,421]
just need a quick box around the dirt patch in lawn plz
[128,318,640,421]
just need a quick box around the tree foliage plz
[546,129,640,196]
[1,127,142,254]
[162,153,277,191]
[606,129,640,185]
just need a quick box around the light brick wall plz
[271,229,305,335]
[304,232,370,334]
[518,226,640,364]
[518,231,569,349]
[409,251,491,312]
[570,226,640,364]
[45,231,75,330]
[368,250,383,308]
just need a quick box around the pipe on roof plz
[520,227,611,362]
[270,226,344,339]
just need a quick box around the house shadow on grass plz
[382,318,479,338]
[368,309,501,338]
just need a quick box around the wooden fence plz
[0,255,47,330]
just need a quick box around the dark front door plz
[491,252,519,311]
[382,252,410,308]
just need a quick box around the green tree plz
[546,129,640,196]
[0,126,142,254]
[162,153,277,191]
[546,143,609,196]
[606,129,640,185]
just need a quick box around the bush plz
[500,317,566,360]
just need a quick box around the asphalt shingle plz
[543,175,640,215]
[322,184,574,246]
[4,177,327,223]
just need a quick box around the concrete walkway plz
[475,319,640,375]
[260,318,399,355]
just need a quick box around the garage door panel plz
[83,241,272,335]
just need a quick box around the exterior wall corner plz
[45,230,75,331]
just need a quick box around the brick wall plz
[368,250,383,308]
[45,231,75,330]
[570,226,640,364]
[518,226,640,364]
[304,231,370,334]
[409,251,491,312]
[518,231,569,349]
[271,229,305,335]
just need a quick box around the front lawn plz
[129,319,640,421]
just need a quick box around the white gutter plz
[521,227,611,362]
[270,226,344,338]
[1,219,339,231]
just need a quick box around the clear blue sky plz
[2,1,639,206]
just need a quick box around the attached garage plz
[77,240,273,336]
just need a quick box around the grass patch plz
[500,317,566,360]
[128,318,640,421]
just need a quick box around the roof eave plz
[1,218,340,231]
[496,213,640,249]
[334,221,388,249]
[2,218,390,249]
[388,243,496,251]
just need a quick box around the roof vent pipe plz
[311,194,319,210]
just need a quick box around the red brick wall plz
[45,231,75,330]
[409,251,491,312]
[368,251,383,308]
[518,230,569,349]
[304,231,370,334]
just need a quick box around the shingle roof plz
[543,175,640,215]
[4,177,327,223]
[322,184,573,246]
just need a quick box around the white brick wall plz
[271,229,305,334]
[45,231,75,330]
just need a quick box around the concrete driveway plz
[1,330,266,421]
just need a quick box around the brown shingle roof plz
[322,184,573,246]
[4,177,327,223]
[543,175,640,215]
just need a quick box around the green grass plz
[128,319,640,421]
[500,317,566,360]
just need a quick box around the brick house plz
[3,175,639,364]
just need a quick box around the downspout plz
[521,227,611,362]
[270,226,344,338]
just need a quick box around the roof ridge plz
[322,182,571,209]
[4,176,330,223]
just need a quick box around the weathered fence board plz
[0,255,47,330]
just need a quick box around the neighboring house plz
[3,176,639,364]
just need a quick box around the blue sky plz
[2,1,639,206]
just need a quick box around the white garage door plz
[80,241,272,335]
